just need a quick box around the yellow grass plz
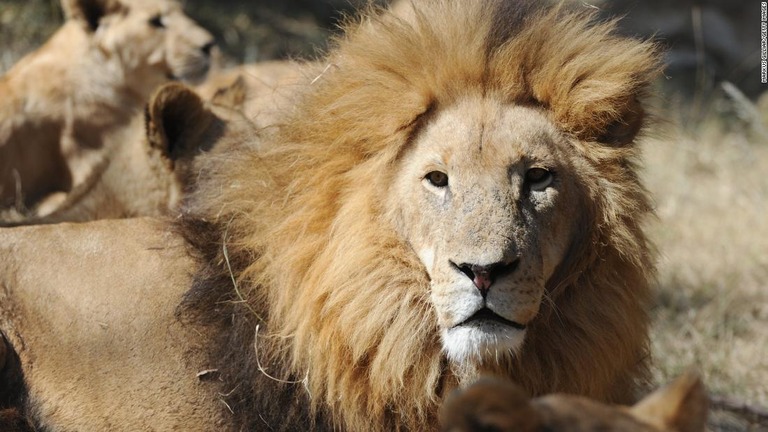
[643,117,768,412]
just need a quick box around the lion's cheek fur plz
[267,182,445,428]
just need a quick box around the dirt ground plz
[2,0,767,430]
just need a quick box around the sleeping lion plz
[0,0,661,430]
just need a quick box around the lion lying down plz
[0,1,661,430]
[440,374,708,432]
[0,79,253,226]
[0,219,219,430]
[0,0,214,214]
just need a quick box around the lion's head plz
[62,0,214,91]
[181,1,661,430]
[391,99,587,363]
[439,374,708,432]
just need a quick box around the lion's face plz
[91,0,214,92]
[390,97,582,363]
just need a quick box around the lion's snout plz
[200,40,216,57]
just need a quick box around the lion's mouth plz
[457,308,526,330]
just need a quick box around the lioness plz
[0,80,252,226]
[0,0,214,213]
[440,374,708,432]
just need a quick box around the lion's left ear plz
[516,11,661,148]
[145,83,216,165]
[596,96,646,146]
[61,0,121,32]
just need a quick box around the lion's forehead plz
[421,99,565,177]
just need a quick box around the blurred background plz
[1,0,767,430]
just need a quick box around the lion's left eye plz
[525,168,553,191]
[149,14,165,28]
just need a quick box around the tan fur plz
[0,219,228,431]
[0,82,252,226]
[196,60,314,129]
[440,373,708,432]
[0,1,660,430]
[0,0,214,213]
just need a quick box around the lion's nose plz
[453,260,520,298]
[201,40,216,56]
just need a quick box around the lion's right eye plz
[425,171,449,188]
[525,167,553,191]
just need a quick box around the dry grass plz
[643,112,768,427]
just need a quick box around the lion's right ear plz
[61,0,120,32]
[145,83,216,165]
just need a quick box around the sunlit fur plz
[0,0,213,213]
[439,373,708,432]
[179,1,661,430]
[0,81,252,226]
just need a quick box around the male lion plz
[0,0,214,213]
[440,374,708,432]
[0,1,660,430]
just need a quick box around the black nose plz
[452,259,520,298]
[201,40,216,56]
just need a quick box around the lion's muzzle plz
[455,307,527,330]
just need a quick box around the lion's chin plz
[441,322,526,364]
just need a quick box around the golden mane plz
[179,1,660,430]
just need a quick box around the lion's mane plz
[178,1,660,430]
